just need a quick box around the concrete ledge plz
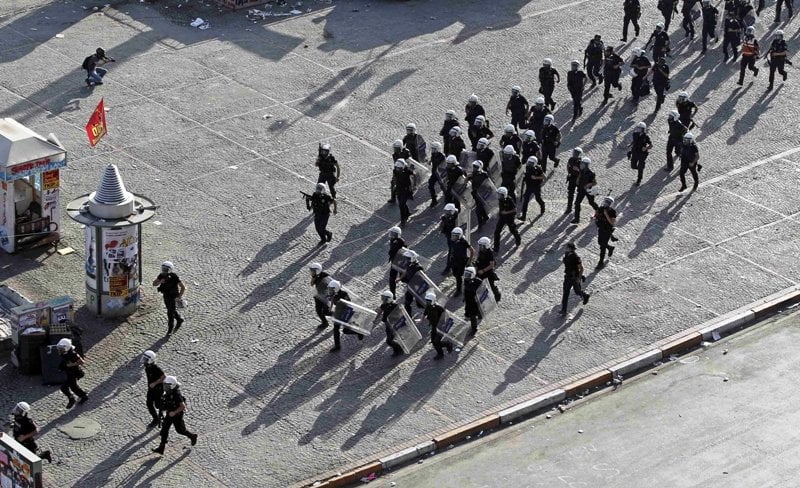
[751,289,800,319]
[432,415,500,449]
[415,440,435,456]
[323,461,382,487]
[699,310,755,340]
[609,349,663,377]
[660,332,703,357]
[498,389,565,423]
[564,370,612,397]
[380,446,418,470]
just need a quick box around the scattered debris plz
[652,370,659,375]
[57,247,75,255]
[723,377,729,382]
[723,349,729,355]
[190,18,204,27]
[578,429,584,434]
[54,33,65,39]
[546,414,552,419]
[290,9,302,14]
[262,114,273,119]
[700,341,712,348]
[153,221,163,226]
[515,340,525,344]
[359,472,377,483]
[711,330,721,341]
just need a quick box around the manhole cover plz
[58,418,102,439]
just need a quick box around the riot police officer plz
[652,55,671,112]
[774,0,793,22]
[571,157,599,224]
[428,141,445,207]
[57,338,88,409]
[565,148,583,214]
[538,58,560,110]
[310,262,332,329]
[679,132,701,192]
[468,160,491,227]
[767,30,789,91]
[506,86,529,130]
[449,227,475,296]
[738,26,760,85]
[327,280,363,352]
[316,143,340,199]
[423,292,452,359]
[594,197,618,270]
[142,350,166,428]
[540,114,562,170]
[682,0,699,39]
[602,46,625,103]
[657,0,679,31]
[494,186,522,253]
[499,124,522,154]
[153,260,185,336]
[465,94,486,128]
[394,159,415,227]
[665,110,688,171]
[520,130,541,168]
[388,139,412,204]
[559,242,591,316]
[628,122,653,185]
[701,0,719,54]
[645,23,671,65]
[440,110,460,155]
[622,0,642,41]
[520,156,546,220]
[567,60,587,120]
[10,402,52,463]
[444,154,466,210]
[584,34,605,87]
[722,10,743,62]
[462,267,482,336]
[630,48,652,105]
[475,138,494,167]
[402,123,423,161]
[378,290,404,357]
[675,91,699,129]
[152,376,197,454]
[500,145,522,199]
[526,97,551,143]
[475,237,502,302]
[448,126,467,162]
[306,182,336,246]
[387,226,405,297]
[469,115,494,151]
[439,203,459,275]
[397,250,425,315]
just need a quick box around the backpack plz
[81,55,93,70]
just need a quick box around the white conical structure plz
[87,164,135,219]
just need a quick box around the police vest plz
[742,38,757,56]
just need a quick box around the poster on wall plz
[84,227,96,289]
[42,170,59,190]
[42,188,58,222]
[0,433,42,488]
[102,227,138,294]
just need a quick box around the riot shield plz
[450,175,475,208]
[691,1,702,21]
[405,271,443,305]
[476,279,497,319]
[459,150,477,171]
[743,11,756,27]
[332,299,376,336]
[437,310,471,348]
[386,305,423,354]
[392,247,433,273]
[456,208,471,243]
[487,151,502,184]
[474,177,499,216]
[313,276,333,302]
[406,157,431,184]
[414,134,428,163]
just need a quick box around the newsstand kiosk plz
[0,118,67,253]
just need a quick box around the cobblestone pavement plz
[1,0,799,486]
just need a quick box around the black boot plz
[66,397,76,409]
[152,444,165,455]
[40,450,52,463]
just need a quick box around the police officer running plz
[310,262,332,329]
[602,46,625,104]
[722,10,743,62]
[540,115,562,170]
[645,23,671,65]
[444,155,466,210]
[526,97,551,143]
[679,132,701,192]
[665,110,688,171]
[565,148,583,214]
[316,143,340,199]
[559,242,591,315]
[630,48,653,105]
[652,55,671,112]
[388,139,412,204]
[423,292,452,359]
[500,145,522,199]
[584,34,605,87]
[306,182,336,245]
[440,203,459,275]
[394,159,416,227]
[519,156,546,220]
[142,350,166,428]
[428,141,446,207]
[57,338,88,409]
[10,402,52,463]
[628,122,653,185]
[378,290,404,357]
[440,110,460,155]
[499,124,523,154]
[622,0,642,41]
[327,280,364,352]
[449,227,475,297]
[766,30,789,91]
[475,237,502,302]
[152,376,198,455]
[675,91,699,129]
[462,267,483,336]
[567,60,588,120]
[494,187,522,253]
[153,261,186,336]
[506,86,529,130]
[387,226,405,297]
[571,157,600,224]
[448,127,467,163]
[397,250,425,315]
[738,26,760,85]
[538,59,561,110]
[468,160,491,228]
[701,0,719,55]
[594,197,618,270]
[465,94,486,128]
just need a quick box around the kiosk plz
[0,118,67,253]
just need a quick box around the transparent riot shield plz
[313,276,333,302]
[406,157,431,184]
[332,299,377,336]
[437,310,471,348]
[456,208,471,243]
[487,151,502,184]
[450,175,475,208]
[414,134,428,163]
[406,271,442,305]
[459,150,477,171]
[474,177,499,216]
[392,247,433,273]
[386,305,423,354]
[476,279,497,319]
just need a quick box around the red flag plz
[85,98,107,147]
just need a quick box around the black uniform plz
[465,102,486,128]
[646,29,671,62]
[475,248,502,302]
[682,0,699,38]
[400,262,424,315]
[540,124,562,170]
[767,38,789,90]
[331,289,362,349]
[573,167,599,222]
[59,349,87,404]
[521,139,542,168]
[395,167,415,226]
[156,271,183,334]
[468,123,494,151]
[603,51,625,102]
[157,386,197,451]
[313,271,332,328]
[630,54,652,103]
[629,131,653,184]
[676,99,698,129]
[316,153,339,199]
[469,168,491,227]
[506,94,530,129]
[388,147,411,204]
[403,133,421,161]
[666,118,688,170]
[388,236,406,297]
[308,191,334,244]
[463,276,483,333]
[652,58,671,111]
[145,362,165,424]
[722,14,742,61]
[476,146,495,167]
[380,301,404,356]
[520,163,545,219]
[565,156,582,212]
[595,206,618,268]
[584,37,605,85]
[13,414,50,461]
[440,118,460,155]
[449,135,466,163]
[567,68,587,119]
[775,0,793,22]
[658,0,679,31]
[560,249,590,314]
[450,237,472,295]
[494,195,522,253]
[499,133,522,154]
[440,212,458,273]
[526,106,551,142]
[622,0,642,41]
[538,66,560,110]
[500,153,522,199]
[424,302,450,357]
[428,151,445,205]
[701,3,719,53]
[445,164,466,209]
[679,142,700,191]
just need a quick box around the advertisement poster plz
[102,227,138,295]
[42,170,59,190]
[84,227,96,289]
[0,433,42,488]
[42,188,58,222]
